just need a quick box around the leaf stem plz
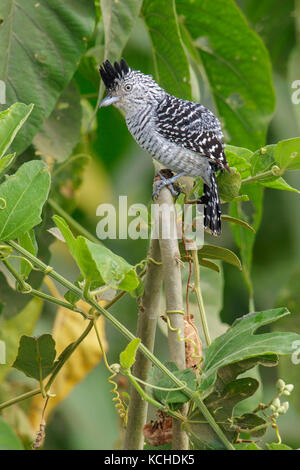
[48,198,100,244]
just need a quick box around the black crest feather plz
[99,58,130,89]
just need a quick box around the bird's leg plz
[153,170,185,200]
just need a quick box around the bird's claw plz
[152,170,183,200]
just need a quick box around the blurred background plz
[0,0,299,449]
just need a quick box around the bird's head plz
[99,59,162,114]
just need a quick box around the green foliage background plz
[0,0,299,449]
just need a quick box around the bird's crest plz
[99,59,130,90]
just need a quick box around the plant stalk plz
[124,238,163,450]
[156,185,189,450]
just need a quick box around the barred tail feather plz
[200,172,221,236]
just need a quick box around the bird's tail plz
[199,172,221,236]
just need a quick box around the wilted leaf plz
[29,281,107,431]
[0,160,51,241]
[13,334,56,381]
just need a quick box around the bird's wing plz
[155,95,228,169]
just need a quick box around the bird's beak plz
[99,94,120,107]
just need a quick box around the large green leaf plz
[53,215,139,291]
[0,103,33,158]
[0,0,95,155]
[101,0,142,62]
[245,0,296,75]
[200,308,300,392]
[33,81,82,162]
[0,160,51,241]
[176,0,275,150]
[0,417,23,450]
[13,334,56,381]
[142,0,191,100]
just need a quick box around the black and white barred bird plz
[99,59,229,236]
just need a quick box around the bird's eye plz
[124,83,132,92]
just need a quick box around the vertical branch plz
[124,239,163,450]
[156,186,189,450]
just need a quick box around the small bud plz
[282,390,290,396]
[276,379,285,391]
[285,384,294,393]
[110,363,121,374]
[273,412,279,419]
[282,402,289,413]
[270,404,276,411]
[272,398,281,409]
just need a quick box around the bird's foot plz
[152,169,185,200]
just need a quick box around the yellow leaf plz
[29,279,108,430]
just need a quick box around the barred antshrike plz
[99,59,229,235]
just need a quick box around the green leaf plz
[0,417,23,450]
[0,298,42,383]
[200,308,300,392]
[12,334,56,381]
[184,352,277,449]
[120,338,141,370]
[185,377,261,449]
[266,443,293,450]
[274,138,300,171]
[225,150,252,179]
[177,0,275,150]
[0,153,15,178]
[233,413,266,437]
[33,81,82,162]
[234,442,262,450]
[217,168,241,202]
[101,0,142,62]
[245,0,295,75]
[53,215,139,291]
[0,103,34,157]
[142,0,191,100]
[198,258,220,273]
[198,244,242,270]
[0,160,51,241]
[18,229,37,279]
[0,0,95,155]
[262,177,300,194]
[153,367,197,409]
[222,215,255,233]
